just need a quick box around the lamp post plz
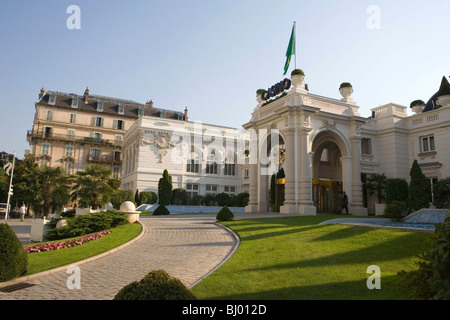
[4,151,16,220]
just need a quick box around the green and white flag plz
[283,23,296,75]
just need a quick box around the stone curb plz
[0,221,147,290]
[188,221,241,289]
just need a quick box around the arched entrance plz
[311,130,349,213]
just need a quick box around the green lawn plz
[25,222,142,275]
[191,215,432,300]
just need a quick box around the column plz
[297,128,316,215]
[280,128,297,214]
[350,136,368,216]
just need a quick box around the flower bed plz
[24,230,111,253]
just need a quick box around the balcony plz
[87,153,122,164]
[27,130,122,147]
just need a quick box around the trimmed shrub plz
[172,189,188,205]
[0,223,28,282]
[158,170,173,205]
[399,216,450,300]
[113,269,196,300]
[216,206,234,222]
[153,205,170,216]
[409,160,431,211]
[110,190,134,210]
[433,178,450,209]
[384,201,408,221]
[45,211,129,240]
[385,178,409,204]
[216,193,232,207]
[140,191,158,205]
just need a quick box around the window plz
[114,151,121,162]
[90,148,100,160]
[224,162,236,176]
[113,119,124,130]
[320,148,329,162]
[115,135,123,145]
[69,113,77,124]
[41,144,50,155]
[206,185,218,196]
[113,166,120,179]
[224,186,236,196]
[71,97,78,108]
[205,161,218,174]
[65,146,74,158]
[39,159,49,167]
[186,159,199,173]
[48,94,56,105]
[44,127,52,138]
[91,116,104,127]
[67,129,76,140]
[63,161,74,175]
[46,110,53,121]
[92,132,102,142]
[118,103,124,115]
[186,183,199,199]
[421,135,435,153]
[244,169,249,178]
[97,101,103,112]
[361,138,372,155]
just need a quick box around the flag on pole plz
[283,23,296,75]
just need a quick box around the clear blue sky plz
[1,0,449,158]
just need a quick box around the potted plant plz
[437,76,450,108]
[256,89,266,104]
[339,82,353,99]
[366,173,387,216]
[410,99,425,114]
[291,69,305,86]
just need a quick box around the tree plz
[28,165,71,217]
[385,178,409,204]
[158,170,172,205]
[134,189,141,206]
[409,160,431,211]
[72,164,119,210]
[433,178,450,209]
[366,173,387,204]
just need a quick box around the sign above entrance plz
[260,78,291,101]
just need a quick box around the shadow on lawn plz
[245,231,429,271]
[204,274,406,300]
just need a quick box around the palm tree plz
[72,164,119,210]
[366,173,387,204]
[28,165,71,217]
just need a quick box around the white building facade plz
[121,116,247,199]
[243,73,450,215]
[120,73,450,214]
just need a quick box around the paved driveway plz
[0,213,281,300]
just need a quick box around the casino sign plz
[259,78,292,101]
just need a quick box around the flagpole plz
[5,151,15,220]
[294,21,297,70]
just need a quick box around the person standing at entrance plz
[338,192,344,214]
[19,203,26,221]
[342,192,349,215]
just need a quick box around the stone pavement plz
[0,212,283,300]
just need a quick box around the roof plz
[37,90,186,120]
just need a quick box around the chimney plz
[184,107,188,121]
[145,100,154,108]
[39,87,45,99]
[84,87,89,103]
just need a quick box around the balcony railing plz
[27,130,122,147]
[87,154,122,163]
